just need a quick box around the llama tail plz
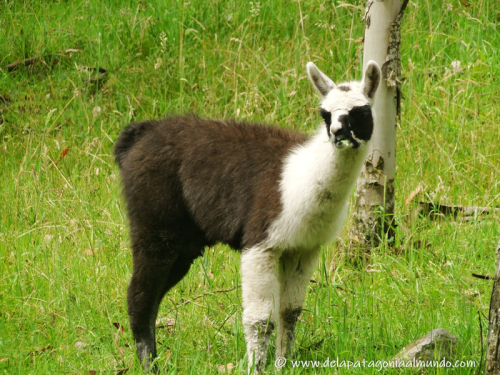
[114,121,156,168]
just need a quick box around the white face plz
[306,61,381,149]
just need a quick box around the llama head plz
[306,61,381,149]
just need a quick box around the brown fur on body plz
[114,114,307,370]
[115,115,308,250]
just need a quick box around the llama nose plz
[333,122,351,142]
[333,129,349,141]
[331,114,351,146]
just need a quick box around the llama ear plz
[362,60,381,100]
[306,62,336,98]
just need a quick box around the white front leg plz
[241,246,281,374]
[276,248,321,358]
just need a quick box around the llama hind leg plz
[276,248,321,358]
[128,253,174,372]
[128,235,200,372]
[241,246,280,374]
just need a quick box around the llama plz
[114,61,381,373]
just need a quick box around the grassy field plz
[1,0,499,373]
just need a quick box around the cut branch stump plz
[485,236,500,374]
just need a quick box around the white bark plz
[350,0,405,246]
[363,0,399,181]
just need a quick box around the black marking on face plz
[348,105,373,141]
[328,105,373,148]
[338,85,351,92]
[320,108,332,138]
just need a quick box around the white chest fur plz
[265,131,367,251]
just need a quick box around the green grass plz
[1,0,499,373]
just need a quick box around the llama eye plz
[320,109,331,126]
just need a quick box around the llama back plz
[114,115,308,250]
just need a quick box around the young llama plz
[114,61,381,373]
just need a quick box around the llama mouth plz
[335,139,353,149]
[334,137,361,149]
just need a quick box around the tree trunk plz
[349,0,408,248]
[485,236,500,374]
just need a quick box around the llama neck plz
[281,131,368,200]
[265,131,368,250]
